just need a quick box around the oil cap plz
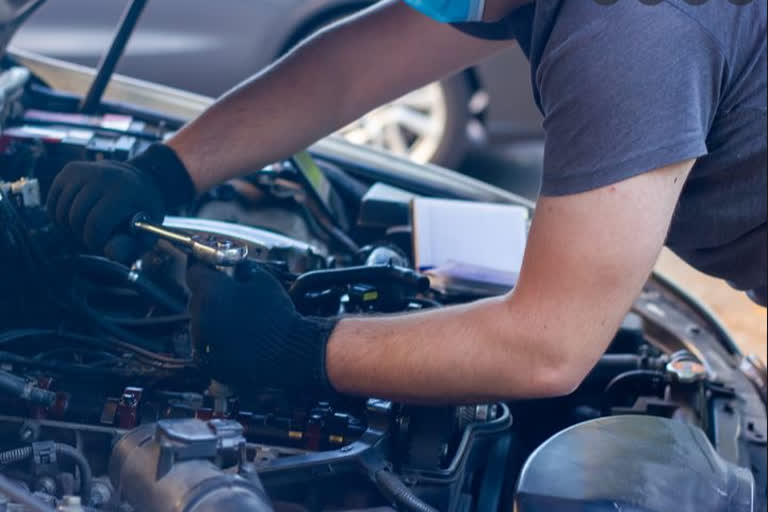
[666,358,708,384]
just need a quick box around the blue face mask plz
[402,0,486,23]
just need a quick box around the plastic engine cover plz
[515,415,753,512]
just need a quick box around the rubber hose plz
[602,369,666,415]
[0,370,56,406]
[72,255,184,313]
[290,265,429,300]
[374,470,438,512]
[580,354,645,390]
[0,444,92,504]
[54,443,93,505]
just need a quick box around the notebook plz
[411,198,529,296]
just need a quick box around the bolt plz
[34,477,56,495]
[89,481,113,507]
[18,422,38,443]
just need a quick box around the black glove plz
[186,264,339,397]
[46,144,196,261]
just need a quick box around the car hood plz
[0,0,45,56]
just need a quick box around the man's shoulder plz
[543,0,764,64]
[532,0,736,96]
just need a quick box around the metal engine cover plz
[515,415,754,512]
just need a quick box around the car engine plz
[0,60,764,512]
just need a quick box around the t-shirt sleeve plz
[537,2,727,196]
[451,3,534,45]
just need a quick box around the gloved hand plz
[46,144,196,261]
[186,263,339,397]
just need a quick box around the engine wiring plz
[1,186,193,377]
[0,329,193,370]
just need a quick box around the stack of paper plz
[411,198,529,296]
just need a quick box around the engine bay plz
[0,57,765,512]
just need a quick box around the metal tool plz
[131,213,248,268]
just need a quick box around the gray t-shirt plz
[456,0,767,304]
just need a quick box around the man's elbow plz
[530,360,585,398]
[490,297,617,399]
[524,339,600,398]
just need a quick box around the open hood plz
[0,0,44,56]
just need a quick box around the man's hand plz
[46,144,196,261]
[186,264,338,396]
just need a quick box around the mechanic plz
[47,0,766,402]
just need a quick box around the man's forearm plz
[325,295,581,403]
[168,0,513,193]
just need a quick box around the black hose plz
[71,255,185,314]
[580,354,646,390]
[74,296,168,354]
[102,313,190,326]
[33,348,121,367]
[374,470,438,512]
[290,265,430,300]
[0,473,55,512]
[0,444,92,504]
[0,370,56,406]
[477,433,512,512]
[0,187,55,286]
[602,369,667,415]
[54,443,93,504]
[318,159,369,207]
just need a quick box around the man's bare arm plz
[326,159,694,403]
[168,0,516,193]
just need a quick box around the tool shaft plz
[132,220,195,247]
[131,214,248,267]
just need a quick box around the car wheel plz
[337,74,472,168]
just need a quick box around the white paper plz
[411,198,528,292]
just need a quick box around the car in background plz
[13,0,543,168]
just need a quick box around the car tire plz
[426,74,472,168]
[338,74,472,169]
